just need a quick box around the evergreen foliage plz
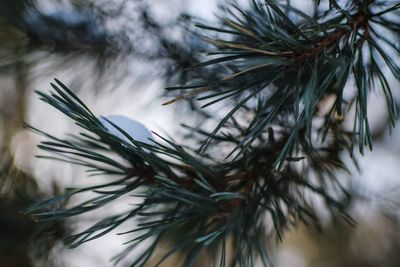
[27,1,400,266]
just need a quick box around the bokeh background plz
[0,0,400,266]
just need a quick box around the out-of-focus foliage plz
[0,158,68,267]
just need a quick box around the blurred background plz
[0,0,399,266]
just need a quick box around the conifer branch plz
[26,1,400,266]
[27,79,351,266]
[169,0,400,159]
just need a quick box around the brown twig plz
[294,12,371,63]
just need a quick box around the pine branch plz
[168,0,399,160]
[27,79,351,266]
[25,1,400,266]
